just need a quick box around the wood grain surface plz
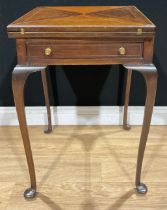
[0,125,167,210]
[7,6,155,65]
[7,6,155,33]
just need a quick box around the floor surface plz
[0,126,167,210]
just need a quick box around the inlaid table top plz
[7,6,155,36]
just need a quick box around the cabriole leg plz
[12,65,47,199]
[123,64,158,194]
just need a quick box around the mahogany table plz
[7,6,158,199]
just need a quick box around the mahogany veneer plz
[7,6,158,199]
[8,6,155,65]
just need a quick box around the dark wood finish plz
[41,70,52,134]
[7,6,155,34]
[123,64,158,188]
[123,69,132,130]
[143,38,155,63]
[26,39,144,65]
[7,6,155,65]
[27,40,143,58]
[12,65,47,193]
[16,39,27,64]
[7,6,157,198]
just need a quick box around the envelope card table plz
[7,6,158,199]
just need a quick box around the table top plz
[7,6,155,34]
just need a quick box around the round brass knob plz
[119,47,126,55]
[45,48,52,56]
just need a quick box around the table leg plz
[12,65,47,199]
[123,69,132,130]
[123,64,158,194]
[41,70,52,134]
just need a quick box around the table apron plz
[16,38,154,65]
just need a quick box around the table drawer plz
[26,40,143,60]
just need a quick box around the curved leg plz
[12,65,47,199]
[41,70,52,134]
[123,69,132,130]
[123,64,158,194]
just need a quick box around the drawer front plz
[26,39,143,60]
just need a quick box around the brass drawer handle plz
[45,48,52,56]
[119,47,126,55]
